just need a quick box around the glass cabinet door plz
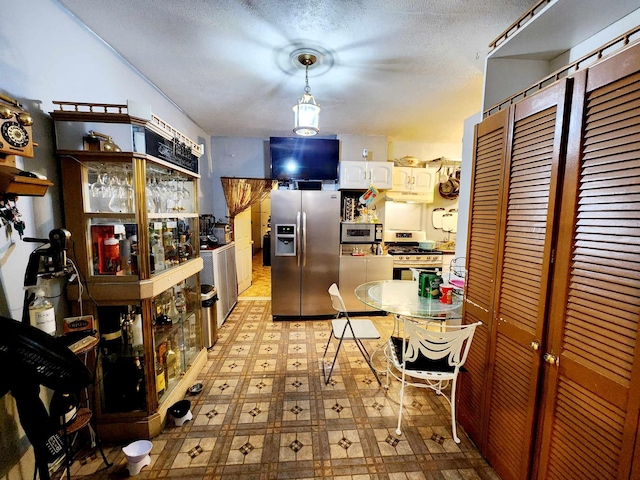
[148,218,197,274]
[152,274,201,403]
[97,304,147,413]
[86,161,136,214]
[90,219,139,277]
[145,163,199,277]
[145,164,196,215]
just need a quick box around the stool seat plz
[331,319,380,339]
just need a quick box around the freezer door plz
[270,190,302,316]
[300,191,340,316]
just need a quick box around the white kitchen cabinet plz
[339,255,393,311]
[388,166,436,201]
[338,161,393,190]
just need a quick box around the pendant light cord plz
[304,65,311,94]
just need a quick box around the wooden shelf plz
[0,166,53,197]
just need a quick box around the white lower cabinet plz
[201,244,238,326]
[339,255,394,311]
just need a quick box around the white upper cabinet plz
[368,162,393,188]
[338,161,393,190]
[339,161,367,189]
[390,166,435,197]
[337,134,393,189]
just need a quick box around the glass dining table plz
[354,280,463,321]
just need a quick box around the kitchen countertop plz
[340,252,391,257]
[200,242,234,251]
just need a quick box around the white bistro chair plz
[386,317,481,443]
[322,283,381,385]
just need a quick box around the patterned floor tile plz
[58,252,499,480]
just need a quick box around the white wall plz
[204,137,269,220]
[455,113,483,262]
[0,0,210,320]
[0,1,210,476]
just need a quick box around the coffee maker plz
[22,228,73,325]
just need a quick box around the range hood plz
[385,191,433,203]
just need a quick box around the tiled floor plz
[238,251,271,300]
[60,253,499,479]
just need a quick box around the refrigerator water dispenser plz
[275,224,296,256]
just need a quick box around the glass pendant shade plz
[293,93,320,136]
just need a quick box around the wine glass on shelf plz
[108,166,135,213]
[178,178,190,212]
[90,165,109,212]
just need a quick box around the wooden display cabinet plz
[52,102,206,441]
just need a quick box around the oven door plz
[393,265,438,280]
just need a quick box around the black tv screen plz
[270,137,339,181]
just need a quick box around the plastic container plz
[418,240,436,250]
[28,288,56,335]
[102,237,120,273]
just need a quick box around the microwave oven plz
[340,222,383,243]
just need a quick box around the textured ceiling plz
[57,0,537,143]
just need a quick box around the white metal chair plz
[385,317,481,442]
[322,283,381,385]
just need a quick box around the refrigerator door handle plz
[296,211,301,267]
[302,211,307,267]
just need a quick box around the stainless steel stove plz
[384,230,443,279]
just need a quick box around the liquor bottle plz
[175,288,187,315]
[156,342,167,397]
[119,236,132,275]
[131,307,144,352]
[165,339,178,381]
[134,356,144,394]
[155,361,165,398]
[152,240,165,272]
[130,235,139,275]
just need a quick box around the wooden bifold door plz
[459,42,640,480]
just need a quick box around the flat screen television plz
[270,137,339,181]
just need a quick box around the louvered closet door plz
[537,45,640,480]
[484,79,570,480]
[457,108,509,447]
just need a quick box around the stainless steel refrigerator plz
[271,190,340,317]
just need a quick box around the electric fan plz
[0,315,91,480]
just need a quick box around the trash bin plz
[201,284,218,348]
[262,232,271,266]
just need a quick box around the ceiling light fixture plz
[292,53,320,136]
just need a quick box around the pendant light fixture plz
[292,53,320,136]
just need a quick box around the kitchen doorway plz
[238,194,271,300]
